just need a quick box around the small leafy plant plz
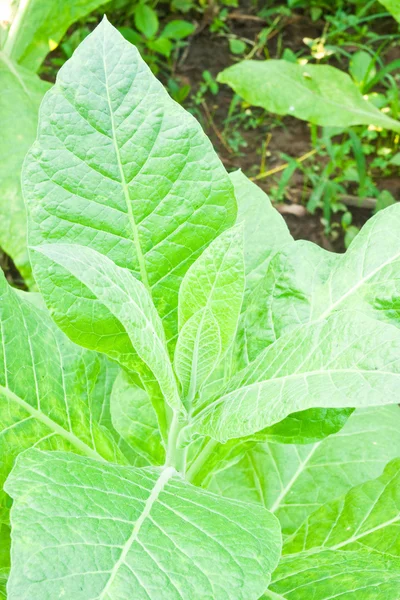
[3,18,400,599]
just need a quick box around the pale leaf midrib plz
[101,32,151,294]
[0,384,103,462]
[98,466,176,599]
[269,444,320,514]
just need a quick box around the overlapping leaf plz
[33,243,183,416]
[186,311,400,443]
[208,406,400,534]
[6,450,282,600]
[176,226,244,406]
[24,18,236,345]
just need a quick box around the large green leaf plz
[24,18,236,345]
[218,60,400,133]
[208,406,400,534]
[32,243,183,417]
[274,457,400,598]
[267,203,400,336]
[3,0,109,71]
[284,457,400,556]
[186,311,400,443]
[6,450,282,600]
[0,53,50,284]
[0,269,125,512]
[270,549,400,599]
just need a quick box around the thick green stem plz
[165,411,188,474]
[186,438,218,484]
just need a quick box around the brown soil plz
[173,6,397,252]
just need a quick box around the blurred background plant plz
[0,0,399,289]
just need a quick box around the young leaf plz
[174,308,221,406]
[179,226,245,353]
[111,370,165,466]
[218,60,400,133]
[6,450,282,600]
[176,226,244,404]
[24,18,236,344]
[32,243,183,414]
[0,55,50,285]
[208,406,400,534]
[186,311,400,443]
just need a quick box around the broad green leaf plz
[186,311,400,443]
[218,60,400,133]
[230,170,293,364]
[0,269,125,513]
[3,0,109,71]
[174,308,221,406]
[284,457,400,556]
[179,226,244,354]
[187,408,353,489]
[32,243,183,415]
[378,0,400,23]
[6,450,282,600]
[111,370,165,467]
[208,406,400,534]
[0,53,50,284]
[24,18,236,345]
[267,203,400,335]
[270,549,400,599]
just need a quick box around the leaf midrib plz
[98,466,176,599]
[101,32,151,294]
[0,384,104,462]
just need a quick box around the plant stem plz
[186,438,218,484]
[3,0,31,59]
[165,411,187,474]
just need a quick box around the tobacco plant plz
[2,18,400,599]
